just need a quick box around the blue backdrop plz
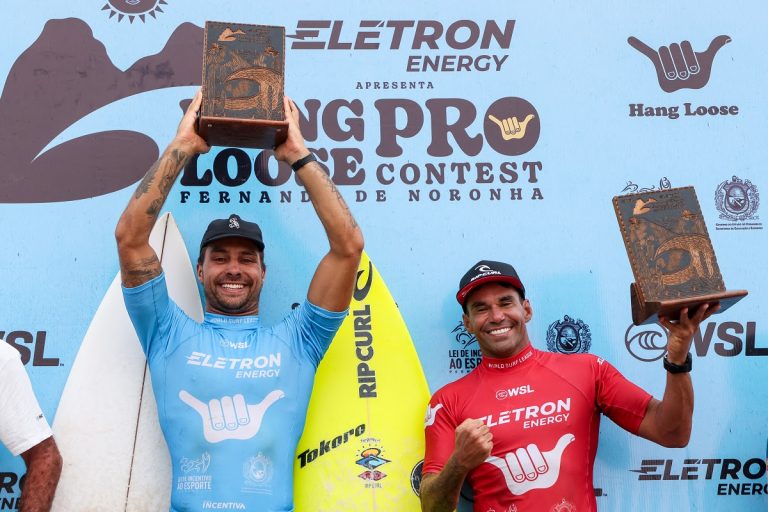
[1,1,766,510]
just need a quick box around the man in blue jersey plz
[115,91,364,511]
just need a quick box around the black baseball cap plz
[456,260,525,306]
[199,214,265,252]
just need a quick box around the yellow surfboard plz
[294,252,430,511]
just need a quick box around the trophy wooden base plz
[630,283,748,325]
[197,115,288,149]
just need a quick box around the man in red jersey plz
[420,260,718,512]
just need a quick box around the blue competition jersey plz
[123,273,346,512]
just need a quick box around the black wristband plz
[291,153,316,172]
[663,352,692,374]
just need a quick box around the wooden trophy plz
[198,21,288,149]
[613,186,747,325]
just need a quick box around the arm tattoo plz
[170,148,190,167]
[134,160,160,199]
[121,255,162,287]
[134,149,191,200]
[146,198,163,216]
[319,168,359,229]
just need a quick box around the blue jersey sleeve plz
[277,301,347,367]
[122,273,174,359]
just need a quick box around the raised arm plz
[115,91,210,287]
[637,302,719,447]
[19,437,62,512]
[273,96,364,311]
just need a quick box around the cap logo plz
[229,218,240,229]
[470,265,501,283]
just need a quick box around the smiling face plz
[197,237,266,316]
[462,282,533,359]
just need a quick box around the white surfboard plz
[52,213,202,511]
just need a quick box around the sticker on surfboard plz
[294,253,430,511]
[52,212,202,511]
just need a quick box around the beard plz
[204,283,262,315]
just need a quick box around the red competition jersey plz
[424,344,652,512]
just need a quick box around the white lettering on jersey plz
[202,501,246,509]
[496,384,534,400]
[480,398,571,430]
[186,352,281,379]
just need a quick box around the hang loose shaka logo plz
[483,97,540,156]
[628,35,731,93]
[179,389,285,443]
[485,433,575,495]
[488,114,535,141]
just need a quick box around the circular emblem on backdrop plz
[715,176,759,221]
[410,460,423,496]
[102,0,167,22]
[495,389,509,400]
[546,316,591,354]
[625,322,668,361]
[483,97,540,156]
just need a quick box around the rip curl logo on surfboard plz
[356,438,391,485]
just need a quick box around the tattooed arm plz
[115,91,210,287]
[274,97,364,312]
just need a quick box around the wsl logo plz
[714,176,761,229]
[625,323,669,362]
[101,0,168,23]
[626,320,767,360]
[495,385,534,400]
[546,316,591,355]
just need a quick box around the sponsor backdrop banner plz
[1,1,766,510]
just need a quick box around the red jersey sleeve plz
[594,357,652,434]
[423,390,459,475]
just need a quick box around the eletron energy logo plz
[288,20,515,73]
[631,457,768,496]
